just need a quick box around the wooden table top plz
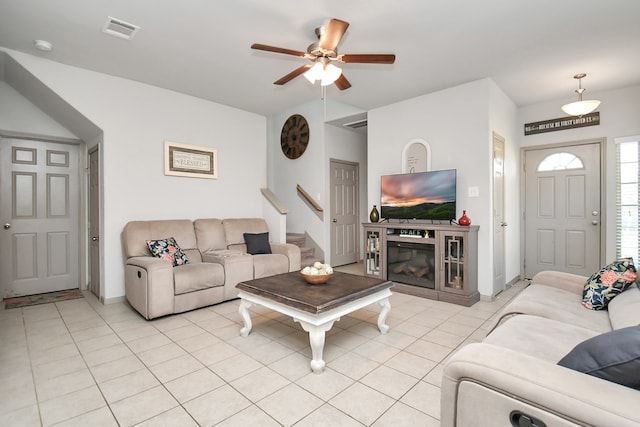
[236,271,393,315]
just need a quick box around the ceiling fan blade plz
[334,74,351,91]
[341,54,396,64]
[274,64,312,85]
[251,43,306,57]
[319,19,349,52]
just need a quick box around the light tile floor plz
[0,264,526,426]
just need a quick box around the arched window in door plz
[537,152,584,171]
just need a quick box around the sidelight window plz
[616,138,639,263]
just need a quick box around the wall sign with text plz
[524,112,600,136]
[164,141,218,179]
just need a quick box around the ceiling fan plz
[251,18,395,90]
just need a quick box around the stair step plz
[300,247,315,258]
[286,233,306,248]
[287,232,323,267]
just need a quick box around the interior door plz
[330,159,359,266]
[88,146,100,298]
[492,133,506,294]
[0,138,81,297]
[524,142,601,278]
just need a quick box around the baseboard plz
[481,275,522,301]
[102,295,126,305]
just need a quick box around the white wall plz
[518,84,640,264]
[5,49,267,301]
[0,82,77,139]
[368,79,497,297]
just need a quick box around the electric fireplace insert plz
[386,241,435,289]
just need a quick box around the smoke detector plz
[34,40,53,52]
[102,16,140,40]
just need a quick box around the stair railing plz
[296,184,323,212]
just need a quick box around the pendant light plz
[561,73,600,116]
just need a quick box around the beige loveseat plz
[122,218,301,319]
[441,270,640,427]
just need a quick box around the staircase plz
[287,233,323,267]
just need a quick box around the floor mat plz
[4,289,84,309]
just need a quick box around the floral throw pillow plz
[146,237,190,267]
[582,258,637,310]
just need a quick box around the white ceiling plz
[1,0,639,116]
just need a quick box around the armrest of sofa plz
[202,252,254,299]
[270,243,301,271]
[530,270,588,295]
[125,256,175,319]
[442,343,639,427]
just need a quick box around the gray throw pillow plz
[243,232,272,255]
[557,326,640,390]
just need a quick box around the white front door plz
[330,159,359,266]
[0,138,81,297]
[524,141,602,278]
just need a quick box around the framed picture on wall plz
[164,141,217,179]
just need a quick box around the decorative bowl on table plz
[301,263,333,285]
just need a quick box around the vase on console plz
[458,210,471,226]
[370,205,380,223]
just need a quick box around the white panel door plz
[89,147,101,298]
[524,142,601,278]
[0,138,80,297]
[330,159,359,266]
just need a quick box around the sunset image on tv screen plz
[380,170,456,220]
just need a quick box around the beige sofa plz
[442,270,640,427]
[122,218,301,319]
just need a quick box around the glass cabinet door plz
[365,228,382,277]
[442,233,465,292]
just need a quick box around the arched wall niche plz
[402,139,432,173]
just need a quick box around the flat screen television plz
[380,169,457,221]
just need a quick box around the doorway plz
[523,141,603,278]
[88,146,101,298]
[492,133,506,294]
[329,159,359,266]
[0,137,83,297]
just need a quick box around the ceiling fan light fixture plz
[303,62,324,83]
[303,60,342,86]
[561,73,601,116]
[321,63,342,86]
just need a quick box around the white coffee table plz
[236,271,393,374]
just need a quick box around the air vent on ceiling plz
[102,16,140,40]
[343,119,368,129]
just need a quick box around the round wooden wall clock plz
[280,114,309,159]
